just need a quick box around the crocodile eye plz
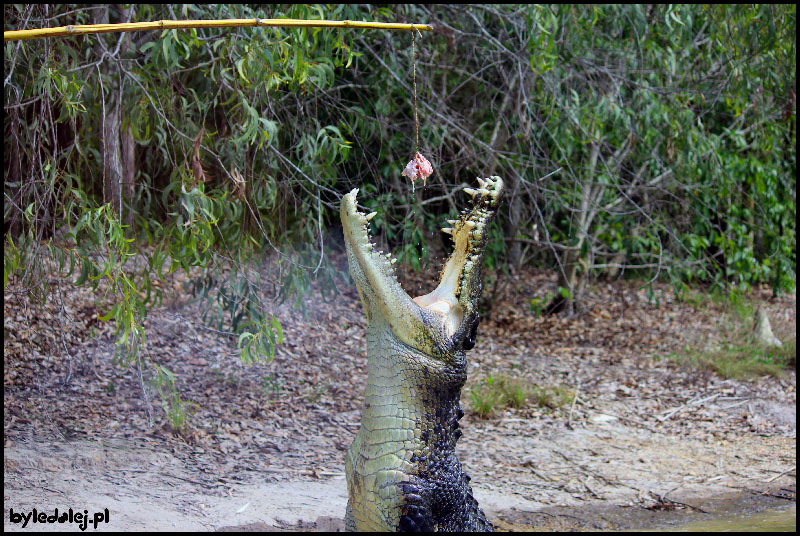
[463,317,479,350]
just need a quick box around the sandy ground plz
[4,260,796,531]
[3,420,795,531]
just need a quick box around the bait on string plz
[401,29,434,186]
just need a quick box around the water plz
[663,505,795,532]
[495,501,795,532]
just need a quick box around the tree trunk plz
[102,100,123,213]
[548,137,601,316]
[504,172,524,271]
[487,76,520,270]
[121,124,137,230]
[5,105,23,238]
[95,5,134,223]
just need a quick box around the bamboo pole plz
[4,19,433,42]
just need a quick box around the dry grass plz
[468,374,574,418]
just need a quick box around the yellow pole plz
[4,19,433,41]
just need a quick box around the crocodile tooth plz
[366,211,377,221]
[478,188,490,195]
[477,178,486,188]
[447,219,458,225]
[441,227,453,235]
[463,188,477,197]
[390,258,398,264]
[464,221,476,228]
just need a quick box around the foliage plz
[4,3,367,425]
[375,5,795,310]
[3,5,795,425]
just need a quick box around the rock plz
[589,413,618,423]
[753,306,782,348]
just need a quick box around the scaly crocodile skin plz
[341,177,503,532]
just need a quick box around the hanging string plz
[412,29,419,154]
[401,27,433,186]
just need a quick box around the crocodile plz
[340,176,504,532]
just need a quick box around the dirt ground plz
[4,254,796,531]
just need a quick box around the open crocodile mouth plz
[341,177,504,351]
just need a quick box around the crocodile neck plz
[359,320,466,449]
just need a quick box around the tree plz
[3,5,795,425]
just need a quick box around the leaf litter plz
[4,252,795,530]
